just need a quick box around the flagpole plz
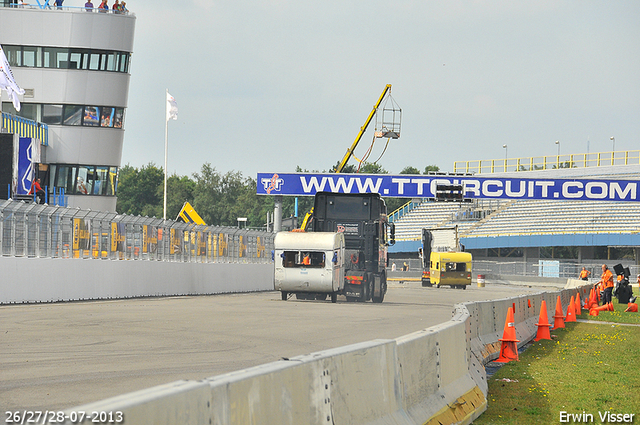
[163,88,168,220]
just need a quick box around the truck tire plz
[372,272,386,303]
[331,292,338,303]
[281,291,288,301]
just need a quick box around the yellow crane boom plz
[334,84,392,173]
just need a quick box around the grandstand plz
[389,160,640,264]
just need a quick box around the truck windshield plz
[326,197,371,220]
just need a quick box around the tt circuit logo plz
[261,174,284,194]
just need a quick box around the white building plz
[0,2,135,212]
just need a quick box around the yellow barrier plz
[454,150,640,174]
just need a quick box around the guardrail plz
[454,150,640,174]
[0,199,274,263]
[59,281,592,425]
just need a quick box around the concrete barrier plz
[0,257,273,304]
[61,283,591,425]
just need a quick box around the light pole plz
[555,140,560,156]
[502,144,507,171]
[610,136,615,152]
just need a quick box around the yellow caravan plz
[429,251,472,289]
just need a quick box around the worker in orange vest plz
[598,264,614,305]
[579,267,591,281]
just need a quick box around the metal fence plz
[391,258,640,280]
[0,199,275,263]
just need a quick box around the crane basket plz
[375,94,401,139]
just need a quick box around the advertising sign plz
[16,137,38,196]
[257,172,640,202]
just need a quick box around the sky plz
[121,1,640,180]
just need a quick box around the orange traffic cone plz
[625,303,638,313]
[565,296,576,322]
[575,293,582,316]
[588,288,598,309]
[606,302,615,312]
[534,300,551,341]
[591,303,610,313]
[589,308,599,316]
[584,289,593,310]
[496,306,520,362]
[553,296,565,329]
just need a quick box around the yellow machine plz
[429,251,473,289]
[177,201,206,225]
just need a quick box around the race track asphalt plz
[0,281,561,411]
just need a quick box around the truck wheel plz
[281,291,288,301]
[316,293,328,301]
[331,292,338,303]
[372,273,386,303]
[462,285,467,290]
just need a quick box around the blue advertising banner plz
[16,137,35,196]
[256,172,640,202]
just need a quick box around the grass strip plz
[473,300,640,424]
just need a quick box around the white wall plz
[0,257,273,304]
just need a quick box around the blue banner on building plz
[256,172,640,202]
[16,137,36,196]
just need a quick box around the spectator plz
[598,264,614,305]
[28,178,46,204]
[402,262,408,271]
[112,0,119,13]
[54,0,63,10]
[85,0,93,11]
[120,1,127,13]
[98,0,108,12]
[579,267,591,281]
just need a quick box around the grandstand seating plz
[391,164,640,248]
[393,198,640,243]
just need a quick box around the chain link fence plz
[0,199,274,263]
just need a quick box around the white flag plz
[0,46,25,112]
[166,91,178,121]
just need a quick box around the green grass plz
[473,300,640,424]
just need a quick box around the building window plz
[42,104,63,125]
[63,105,83,126]
[83,106,100,126]
[3,45,131,74]
[55,165,78,195]
[100,107,114,128]
[51,164,118,196]
[3,102,126,129]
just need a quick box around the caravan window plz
[282,251,325,268]
[445,262,466,272]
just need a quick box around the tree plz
[116,162,164,217]
[423,165,440,174]
[359,162,387,174]
[329,160,357,173]
[163,174,196,221]
[400,166,421,175]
